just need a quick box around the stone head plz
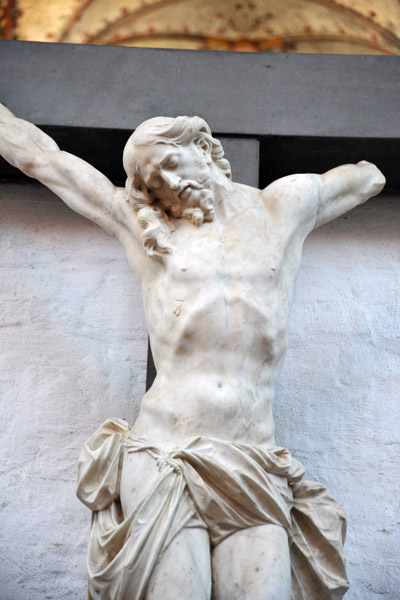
[123,116,231,225]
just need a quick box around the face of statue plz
[135,140,215,223]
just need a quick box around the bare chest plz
[142,216,295,333]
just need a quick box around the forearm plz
[316,161,386,227]
[0,104,59,174]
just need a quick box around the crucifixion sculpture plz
[0,104,386,599]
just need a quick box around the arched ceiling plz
[1,0,399,54]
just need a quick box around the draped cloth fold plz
[77,418,349,600]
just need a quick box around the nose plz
[162,171,181,190]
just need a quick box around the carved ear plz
[196,137,212,163]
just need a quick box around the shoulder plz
[112,186,143,237]
[262,173,323,223]
[262,173,323,200]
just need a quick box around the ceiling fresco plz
[1,0,399,54]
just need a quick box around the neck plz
[209,165,238,220]
[213,173,243,220]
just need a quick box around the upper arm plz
[316,161,386,228]
[263,173,322,234]
[27,149,125,238]
[263,162,385,233]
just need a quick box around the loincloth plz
[77,418,349,600]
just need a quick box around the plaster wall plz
[0,182,399,599]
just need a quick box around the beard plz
[181,188,215,225]
[169,173,215,226]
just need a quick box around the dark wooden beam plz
[1,40,399,139]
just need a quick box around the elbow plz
[372,173,386,198]
[372,169,386,197]
[357,161,386,198]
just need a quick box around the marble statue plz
[0,103,386,600]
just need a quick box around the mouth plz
[179,179,208,198]
[179,184,192,200]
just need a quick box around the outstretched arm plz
[0,103,124,237]
[316,161,386,228]
[263,161,385,241]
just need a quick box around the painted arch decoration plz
[1,0,399,54]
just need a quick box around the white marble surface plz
[0,107,392,600]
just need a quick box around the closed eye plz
[161,155,179,169]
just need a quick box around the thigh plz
[120,448,212,600]
[147,527,212,600]
[119,447,163,514]
[212,524,291,600]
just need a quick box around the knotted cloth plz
[77,418,349,600]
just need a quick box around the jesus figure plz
[0,104,385,600]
